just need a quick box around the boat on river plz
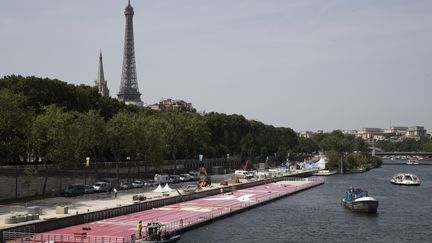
[341,187,378,213]
[406,158,419,165]
[136,222,181,243]
[390,173,421,186]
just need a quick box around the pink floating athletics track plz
[42,180,322,239]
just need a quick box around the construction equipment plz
[197,166,211,188]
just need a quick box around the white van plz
[92,181,110,192]
[154,174,171,184]
[234,170,247,178]
[234,170,255,179]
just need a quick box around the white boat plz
[390,173,421,186]
[406,159,419,165]
[341,187,378,213]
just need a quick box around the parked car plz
[144,179,157,187]
[84,185,95,194]
[154,174,172,184]
[188,171,200,181]
[63,185,85,197]
[170,175,181,183]
[119,181,132,190]
[234,170,250,179]
[179,173,192,182]
[132,180,144,188]
[244,171,256,179]
[93,181,110,192]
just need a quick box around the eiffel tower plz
[117,0,142,106]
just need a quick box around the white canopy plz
[153,184,164,193]
[162,183,173,192]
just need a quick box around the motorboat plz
[406,158,419,165]
[390,173,421,186]
[136,222,181,243]
[341,187,378,213]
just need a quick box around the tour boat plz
[136,222,181,243]
[341,187,378,213]
[406,158,419,165]
[390,173,421,186]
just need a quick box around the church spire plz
[97,50,105,83]
[95,50,110,97]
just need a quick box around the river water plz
[179,160,432,243]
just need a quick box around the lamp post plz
[15,160,18,199]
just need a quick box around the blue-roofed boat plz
[341,187,378,213]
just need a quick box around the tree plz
[31,105,77,195]
[72,110,107,177]
[0,90,32,199]
[106,111,135,184]
[0,90,31,164]
[326,150,341,171]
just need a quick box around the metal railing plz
[3,231,132,243]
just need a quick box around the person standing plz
[113,188,118,198]
[137,221,143,239]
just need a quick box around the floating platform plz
[313,170,338,176]
[5,179,323,243]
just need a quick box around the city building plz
[355,126,427,140]
[117,0,142,107]
[148,99,194,112]
[94,51,109,97]
[383,126,408,136]
[406,126,427,138]
[299,131,315,138]
[343,130,358,136]
[356,128,384,140]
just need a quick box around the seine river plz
[179,160,432,243]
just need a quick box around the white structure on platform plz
[153,184,164,193]
[315,156,328,170]
[162,183,174,192]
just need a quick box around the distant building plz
[357,128,384,140]
[355,125,427,140]
[406,126,427,139]
[343,130,358,136]
[94,51,110,97]
[383,126,408,136]
[148,98,194,112]
[299,131,314,138]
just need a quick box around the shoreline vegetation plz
[1,75,427,191]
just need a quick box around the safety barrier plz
[3,231,132,243]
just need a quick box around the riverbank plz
[5,178,323,242]
[1,169,319,242]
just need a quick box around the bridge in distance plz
[375,151,432,156]
[375,151,432,165]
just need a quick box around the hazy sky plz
[1,0,431,132]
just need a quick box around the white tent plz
[315,156,328,170]
[162,183,173,192]
[153,184,164,193]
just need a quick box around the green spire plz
[97,50,105,83]
[95,50,110,97]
